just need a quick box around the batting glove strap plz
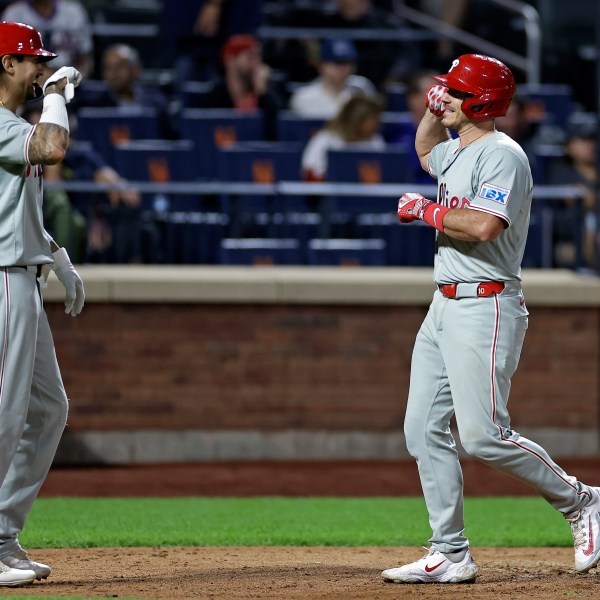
[421,202,450,232]
[425,84,447,117]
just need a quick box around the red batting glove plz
[397,192,449,232]
[397,192,432,223]
[425,84,447,117]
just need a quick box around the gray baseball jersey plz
[0,110,53,266]
[428,131,531,283]
[403,130,593,555]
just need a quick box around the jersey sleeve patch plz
[477,182,511,205]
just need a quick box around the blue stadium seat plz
[177,80,215,109]
[307,238,387,266]
[276,111,326,144]
[178,109,264,179]
[327,146,411,184]
[326,146,410,221]
[76,106,160,166]
[219,238,304,265]
[113,139,205,211]
[355,213,435,267]
[380,112,414,143]
[518,83,573,129]
[161,211,229,264]
[216,142,304,236]
[384,83,408,112]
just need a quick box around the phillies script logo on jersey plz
[438,182,471,209]
[25,164,42,178]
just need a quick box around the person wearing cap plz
[0,21,84,585]
[1,0,93,78]
[195,33,283,140]
[289,38,377,119]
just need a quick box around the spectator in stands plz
[76,43,177,139]
[159,0,264,83]
[495,96,565,183]
[301,93,386,181]
[24,105,143,264]
[544,119,598,270]
[1,0,93,77]
[195,34,283,140]
[289,38,377,120]
[319,0,401,89]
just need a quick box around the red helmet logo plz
[0,21,56,62]
[433,54,516,121]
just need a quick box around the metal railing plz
[393,0,542,84]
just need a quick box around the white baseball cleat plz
[0,560,36,586]
[381,547,478,584]
[1,548,51,580]
[566,487,600,572]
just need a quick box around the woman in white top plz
[302,93,386,181]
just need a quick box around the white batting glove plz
[425,84,447,117]
[51,248,85,316]
[43,66,82,104]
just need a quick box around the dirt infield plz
[3,547,595,599]
[19,459,598,598]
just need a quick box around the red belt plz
[439,281,505,299]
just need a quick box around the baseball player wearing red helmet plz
[381,54,600,584]
[0,21,84,586]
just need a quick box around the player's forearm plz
[415,111,450,162]
[29,124,68,165]
[441,209,504,242]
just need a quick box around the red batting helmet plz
[0,21,56,62]
[433,54,515,121]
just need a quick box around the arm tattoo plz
[29,123,69,165]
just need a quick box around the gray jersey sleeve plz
[0,114,34,165]
[469,147,531,227]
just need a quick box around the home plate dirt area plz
[14,459,598,599]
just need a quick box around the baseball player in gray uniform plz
[381,54,600,584]
[0,21,84,586]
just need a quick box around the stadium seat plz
[379,112,415,143]
[519,83,574,129]
[219,238,304,265]
[178,108,264,179]
[355,213,435,267]
[307,238,387,266]
[113,139,204,211]
[161,211,229,264]
[520,204,556,269]
[76,106,160,166]
[177,80,216,109]
[326,146,411,220]
[216,142,304,236]
[276,111,326,144]
[327,146,411,185]
[384,83,408,112]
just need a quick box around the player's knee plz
[460,430,498,462]
[404,422,425,458]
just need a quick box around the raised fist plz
[397,192,433,223]
[425,84,447,117]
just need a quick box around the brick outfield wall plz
[46,303,599,434]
